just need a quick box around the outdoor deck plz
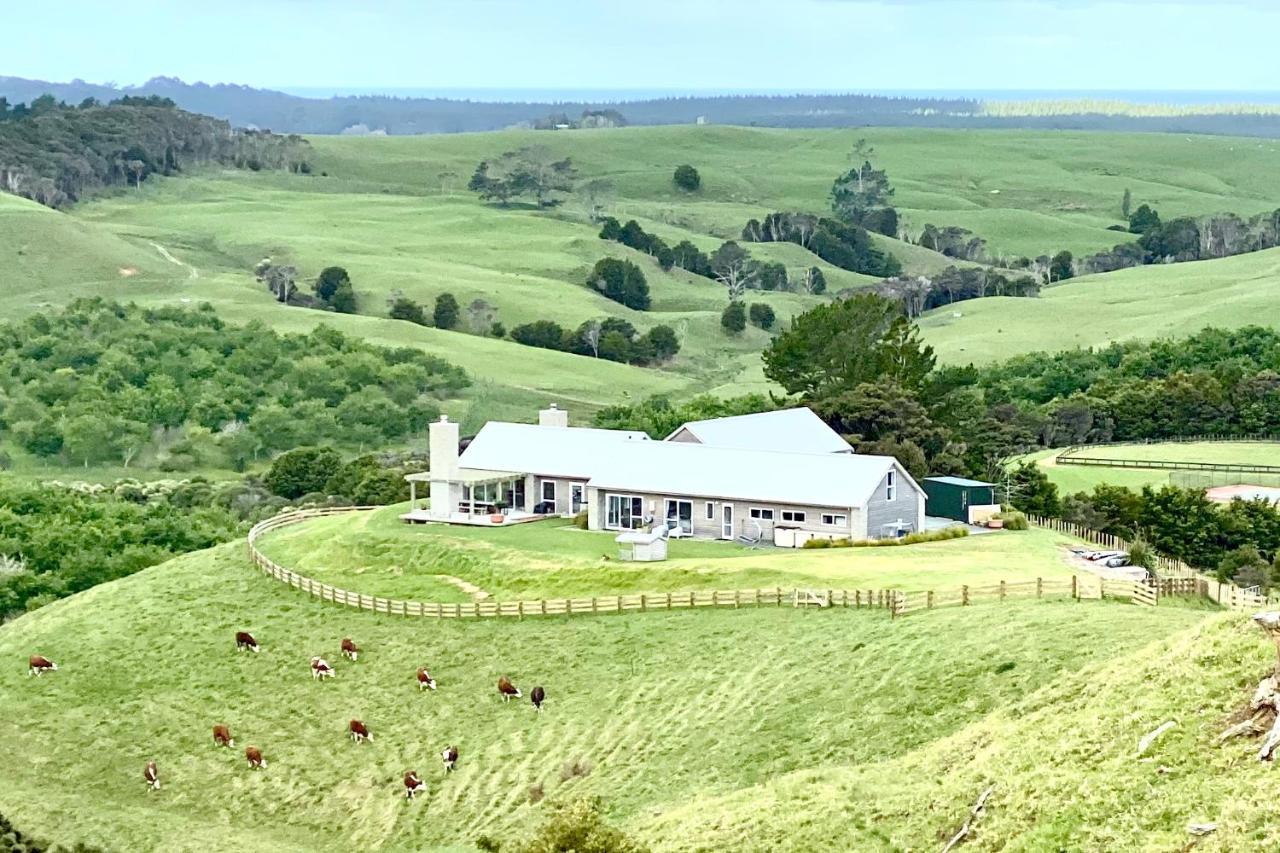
[399,509,550,527]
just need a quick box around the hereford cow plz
[27,655,57,676]
[531,685,546,712]
[311,657,336,680]
[497,676,521,702]
[416,668,437,691]
[341,638,360,662]
[235,632,259,653]
[441,745,458,773]
[404,770,426,800]
[245,746,267,769]
[144,761,160,791]
[349,719,372,744]
[213,725,234,748]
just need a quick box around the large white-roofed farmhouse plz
[405,404,925,547]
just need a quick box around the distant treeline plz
[8,77,1280,136]
[0,94,309,208]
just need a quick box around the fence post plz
[856,590,862,608]
[734,589,741,609]
[999,580,1006,601]
[927,590,934,609]
[1071,575,1078,600]
[592,597,598,614]
[776,587,782,607]
[1036,577,1043,598]
[961,585,969,606]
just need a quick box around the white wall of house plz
[864,465,925,537]
[584,487,858,542]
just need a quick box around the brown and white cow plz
[531,685,546,712]
[27,655,57,676]
[341,638,360,662]
[349,719,372,744]
[497,676,521,702]
[245,746,267,769]
[441,745,458,773]
[235,632,259,653]
[404,770,426,800]
[416,668,437,691]
[311,657,336,680]
[144,761,160,791]
[213,725,234,748]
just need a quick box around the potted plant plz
[491,499,508,524]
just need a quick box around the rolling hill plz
[0,533,1230,852]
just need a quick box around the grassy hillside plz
[255,506,1076,603]
[1017,442,1280,493]
[0,542,1211,852]
[922,248,1280,364]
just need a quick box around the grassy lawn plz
[0,543,1211,852]
[254,504,1081,602]
[1018,442,1280,494]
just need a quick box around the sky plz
[5,0,1278,95]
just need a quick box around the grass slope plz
[922,248,1280,364]
[1017,442,1280,493]
[0,543,1208,852]
[255,507,1078,602]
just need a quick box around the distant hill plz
[7,75,1280,136]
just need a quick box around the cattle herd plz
[25,632,548,803]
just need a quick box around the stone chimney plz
[429,414,460,480]
[538,403,569,428]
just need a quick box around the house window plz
[749,507,775,521]
[541,480,557,513]
[664,499,693,534]
[886,470,896,502]
[606,494,644,530]
[822,513,848,526]
[781,510,807,523]
[705,501,715,520]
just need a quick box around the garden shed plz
[923,476,999,524]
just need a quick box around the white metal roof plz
[587,441,902,509]
[457,422,651,480]
[666,407,851,454]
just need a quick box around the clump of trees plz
[433,293,461,329]
[916,224,987,262]
[507,316,680,365]
[673,164,701,191]
[872,266,1039,317]
[468,146,576,207]
[829,139,899,236]
[741,212,901,277]
[389,296,428,325]
[0,95,309,208]
[0,300,469,471]
[595,393,776,438]
[531,108,627,130]
[314,266,357,313]
[598,218,675,271]
[587,258,650,310]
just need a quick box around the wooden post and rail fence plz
[245,508,1267,622]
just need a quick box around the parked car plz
[1086,551,1124,562]
[1103,556,1131,568]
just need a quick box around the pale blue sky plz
[7,0,1277,93]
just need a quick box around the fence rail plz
[1059,456,1280,475]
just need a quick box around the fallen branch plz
[941,785,994,853]
[1137,720,1176,757]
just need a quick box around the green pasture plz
[1019,441,1280,493]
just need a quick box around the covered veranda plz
[402,468,545,526]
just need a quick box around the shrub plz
[1127,537,1155,570]
[264,446,344,499]
[1000,511,1029,531]
[388,297,427,325]
[433,293,460,329]
[645,325,680,361]
[673,164,701,191]
[748,302,776,330]
[720,301,746,335]
[514,796,645,853]
[573,511,588,529]
[802,537,832,549]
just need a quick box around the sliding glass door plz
[606,494,644,530]
[664,499,693,534]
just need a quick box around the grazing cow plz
[497,676,521,702]
[441,745,458,773]
[404,770,426,800]
[341,638,360,662]
[27,655,57,677]
[531,686,546,713]
[213,725,234,748]
[235,632,259,653]
[311,657,336,680]
[144,761,160,791]
[349,719,372,744]
[416,668,437,691]
[245,746,266,769]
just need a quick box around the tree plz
[587,258,650,310]
[673,164,701,191]
[259,264,297,303]
[511,320,568,350]
[329,281,357,314]
[800,266,827,294]
[1049,250,1074,282]
[671,240,713,278]
[830,153,895,229]
[710,241,756,298]
[264,446,344,499]
[433,293,460,330]
[762,294,935,398]
[314,266,351,304]
[720,301,747,335]
[1217,544,1272,589]
[577,177,614,222]
[1128,203,1162,235]
[645,324,680,360]
[1121,187,1132,219]
[465,299,498,334]
[436,168,460,194]
[513,796,648,853]
[748,302,776,330]
[388,297,427,325]
[580,319,603,357]
[468,147,576,207]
